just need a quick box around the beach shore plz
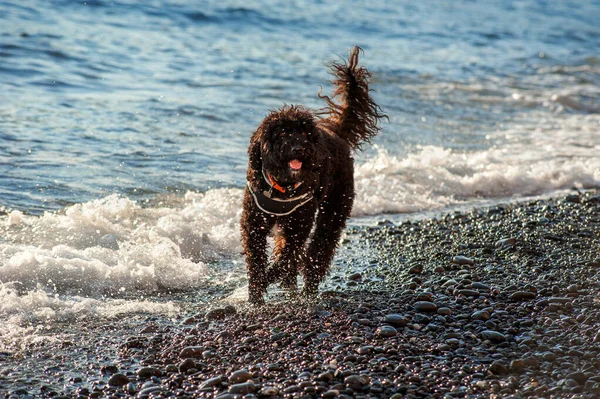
[3,190,600,399]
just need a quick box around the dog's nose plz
[291,146,304,156]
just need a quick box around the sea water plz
[1,0,599,350]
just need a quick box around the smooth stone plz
[459,289,480,297]
[495,237,516,247]
[510,291,536,300]
[138,386,163,396]
[471,310,490,321]
[178,358,197,373]
[258,386,279,396]
[179,346,204,358]
[437,307,452,315]
[206,306,236,320]
[228,381,256,395]
[229,369,252,384]
[200,375,223,389]
[489,361,509,375]
[471,282,490,290]
[323,390,340,398]
[414,301,438,312]
[568,372,588,385]
[344,374,369,390]
[376,326,397,338]
[137,367,161,379]
[347,272,362,281]
[452,256,474,266]
[510,359,526,373]
[481,330,506,342]
[107,373,129,386]
[384,314,409,327]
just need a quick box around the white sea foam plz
[353,113,600,216]
[0,282,178,350]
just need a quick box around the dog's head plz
[250,105,320,187]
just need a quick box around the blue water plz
[1,0,599,214]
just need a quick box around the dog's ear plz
[248,134,262,172]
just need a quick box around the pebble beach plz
[4,190,599,399]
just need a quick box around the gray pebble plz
[107,373,129,386]
[471,310,490,321]
[452,256,474,266]
[414,301,438,312]
[229,369,252,384]
[376,325,398,338]
[200,375,223,389]
[384,313,409,327]
[179,346,204,358]
[228,381,255,395]
[510,291,536,300]
[480,330,506,342]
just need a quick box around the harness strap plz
[247,181,313,216]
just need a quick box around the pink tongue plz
[289,159,302,170]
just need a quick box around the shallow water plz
[1,0,600,351]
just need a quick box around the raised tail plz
[318,46,386,149]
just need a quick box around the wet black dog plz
[241,47,385,305]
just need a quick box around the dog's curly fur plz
[241,47,385,305]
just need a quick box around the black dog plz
[240,47,385,305]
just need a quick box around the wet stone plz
[459,289,480,297]
[376,326,397,338]
[258,386,279,396]
[510,291,536,300]
[137,367,161,379]
[414,301,437,312]
[510,359,526,373]
[471,310,490,321]
[178,358,197,373]
[228,381,255,395]
[452,256,474,266]
[179,346,204,358]
[345,374,369,390]
[384,313,409,327]
[489,361,509,375]
[471,282,490,290]
[496,237,517,247]
[229,369,252,384]
[481,330,506,342]
[437,307,452,315]
[107,373,129,386]
[200,375,223,389]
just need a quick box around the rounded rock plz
[179,346,204,358]
[108,373,129,386]
[414,301,438,312]
[229,369,252,384]
[384,314,409,327]
[452,256,474,266]
[480,330,506,343]
[376,325,398,338]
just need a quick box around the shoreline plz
[2,189,600,398]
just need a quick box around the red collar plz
[262,168,302,194]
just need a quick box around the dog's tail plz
[318,46,386,149]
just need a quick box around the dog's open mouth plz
[289,159,302,171]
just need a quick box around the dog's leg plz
[241,191,275,306]
[267,215,312,295]
[303,185,354,297]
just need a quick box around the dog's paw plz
[248,290,266,307]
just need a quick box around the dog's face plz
[253,106,319,186]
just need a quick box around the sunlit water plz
[1,0,599,349]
